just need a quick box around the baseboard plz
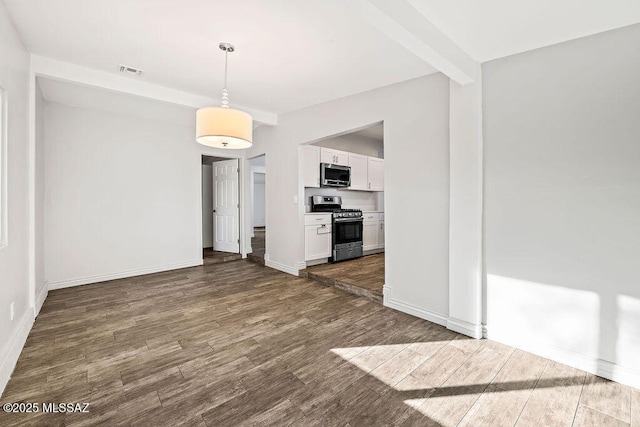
[363,248,385,256]
[34,283,48,316]
[265,259,300,276]
[304,258,328,267]
[47,259,203,290]
[383,286,448,328]
[294,261,307,271]
[0,308,34,397]
[485,326,640,390]
[447,317,482,339]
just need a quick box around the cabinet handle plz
[368,182,371,189]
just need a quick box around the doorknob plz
[213,210,216,213]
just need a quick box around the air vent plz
[118,64,144,76]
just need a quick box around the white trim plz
[265,259,300,276]
[294,261,307,271]
[447,317,482,339]
[384,286,482,338]
[47,259,203,290]
[383,286,448,327]
[304,258,327,267]
[34,284,48,317]
[485,326,640,390]
[0,308,34,397]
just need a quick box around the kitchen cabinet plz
[348,153,368,191]
[304,214,332,260]
[320,148,349,166]
[362,212,385,251]
[367,157,384,191]
[301,145,320,188]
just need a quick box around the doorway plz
[249,155,266,262]
[202,155,242,263]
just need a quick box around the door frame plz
[199,151,248,259]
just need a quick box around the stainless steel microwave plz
[320,163,351,187]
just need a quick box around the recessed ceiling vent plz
[118,64,144,76]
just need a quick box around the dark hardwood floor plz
[0,260,636,426]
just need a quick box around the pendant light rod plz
[219,42,234,109]
[195,41,252,149]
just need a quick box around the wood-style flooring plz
[202,248,242,265]
[247,227,265,265]
[1,260,637,426]
[301,254,385,304]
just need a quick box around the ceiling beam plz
[351,0,477,85]
[30,55,278,126]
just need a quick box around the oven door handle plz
[333,218,364,223]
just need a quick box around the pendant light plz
[196,43,253,149]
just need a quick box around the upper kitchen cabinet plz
[348,153,368,191]
[301,145,320,188]
[367,157,384,191]
[320,148,349,166]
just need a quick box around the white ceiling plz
[5,0,436,114]
[353,123,383,142]
[8,1,640,116]
[409,0,640,61]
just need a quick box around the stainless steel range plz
[311,196,363,262]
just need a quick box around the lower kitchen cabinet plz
[362,212,385,252]
[304,214,332,261]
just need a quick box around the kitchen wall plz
[303,188,381,212]
[0,0,32,395]
[246,73,450,321]
[483,23,640,386]
[43,97,232,289]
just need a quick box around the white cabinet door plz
[368,157,384,191]
[334,150,349,166]
[301,145,320,188]
[305,224,332,260]
[379,220,385,249]
[320,148,348,166]
[362,221,379,251]
[348,153,368,190]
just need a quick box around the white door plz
[212,159,240,253]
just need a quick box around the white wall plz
[483,23,640,388]
[34,80,46,312]
[246,74,450,321]
[43,100,234,288]
[253,173,265,227]
[202,164,213,248]
[0,1,32,395]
